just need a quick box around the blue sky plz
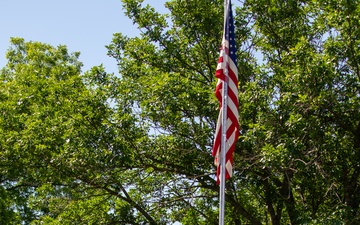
[0,0,166,74]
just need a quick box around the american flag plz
[212,0,239,184]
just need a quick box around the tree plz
[1,0,360,224]
[240,0,360,223]
[0,37,152,224]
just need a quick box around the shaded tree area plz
[0,0,359,224]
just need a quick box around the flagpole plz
[219,0,229,224]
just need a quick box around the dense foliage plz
[1,0,359,224]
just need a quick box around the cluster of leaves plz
[0,0,359,224]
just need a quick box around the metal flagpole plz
[219,0,229,224]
